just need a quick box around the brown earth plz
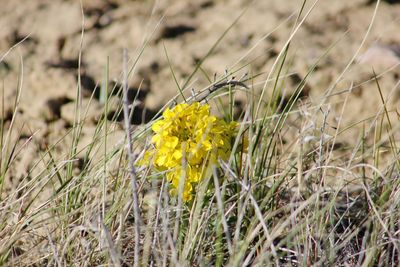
[1,0,400,192]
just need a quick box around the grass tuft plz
[1,1,400,266]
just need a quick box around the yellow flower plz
[166,165,203,201]
[139,102,237,201]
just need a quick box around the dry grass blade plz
[122,48,141,267]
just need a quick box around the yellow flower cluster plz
[140,102,237,201]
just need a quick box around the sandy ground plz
[1,0,400,191]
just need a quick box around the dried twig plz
[122,48,141,267]
[197,80,249,103]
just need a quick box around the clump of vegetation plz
[1,1,400,266]
[138,102,238,201]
